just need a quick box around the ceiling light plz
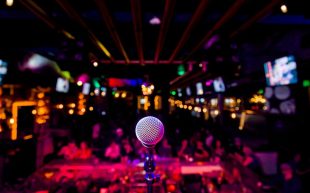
[280,4,288,13]
[6,0,14,7]
[93,61,98,67]
[149,16,161,25]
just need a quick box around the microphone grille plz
[135,116,164,147]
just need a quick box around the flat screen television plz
[55,77,69,93]
[186,86,191,96]
[0,59,8,85]
[196,82,204,95]
[264,55,298,86]
[177,88,183,97]
[82,83,91,95]
[213,77,225,92]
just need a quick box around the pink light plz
[149,16,161,25]
[205,80,213,86]
[76,73,90,83]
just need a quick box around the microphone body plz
[135,116,164,193]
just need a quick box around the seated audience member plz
[104,140,121,162]
[231,137,244,155]
[121,138,135,162]
[213,139,225,158]
[158,138,172,157]
[77,141,92,160]
[204,130,214,149]
[177,139,193,161]
[132,138,147,159]
[242,146,262,176]
[58,140,79,160]
[193,140,210,161]
[277,163,302,193]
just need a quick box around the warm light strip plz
[12,101,36,140]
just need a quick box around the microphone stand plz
[144,148,158,193]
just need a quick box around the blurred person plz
[120,138,135,162]
[213,139,225,158]
[231,137,244,155]
[114,127,124,144]
[277,163,302,193]
[193,140,210,161]
[104,140,121,162]
[205,130,214,149]
[177,139,194,161]
[158,138,173,157]
[77,141,92,160]
[58,140,79,160]
[132,138,147,159]
[242,146,262,176]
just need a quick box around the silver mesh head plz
[135,116,164,147]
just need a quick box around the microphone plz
[135,116,164,193]
[135,116,164,148]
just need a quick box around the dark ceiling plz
[0,0,309,87]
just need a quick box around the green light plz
[92,78,101,88]
[112,90,116,96]
[170,90,176,96]
[303,80,310,87]
[177,65,185,76]
[258,89,264,94]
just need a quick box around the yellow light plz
[81,108,86,113]
[78,93,84,99]
[239,111,246,130]
[23,134,33,140]
[77,81,83,86]
[183,105,187,109]
[280,4,288,13]
[11,101,36,140]
[0,125,2,132]
[179,104,183,109]
[203,108,207,113]
[37,92,44,99]
[89,106,94,111]
[32,109,37,115]
[231,113,237,119]
[97,41,111,58]
[90,92,94,96]
[38,101,46,108]
[9,118,14,124]
[188,106,192,110]
[68,103,76,108]
[121,92,127,98]
[68,109,74,115]
[44,172,54,179]
[57,104,64,109]
[6,0,14,7]
[237,99,241,103]
[214,110,219,115]
[115,93,120,98]
[197,108,201,113]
